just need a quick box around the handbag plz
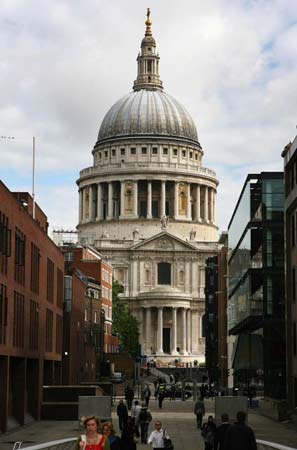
[163,430,174,450]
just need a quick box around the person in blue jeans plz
[138,404,152,444]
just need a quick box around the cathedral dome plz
[97,89,199,144]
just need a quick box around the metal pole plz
[32,136,36,219]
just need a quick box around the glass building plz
[228,172,286,399]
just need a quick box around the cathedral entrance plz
[163,328,170,353]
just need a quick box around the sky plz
[1,0,297,235]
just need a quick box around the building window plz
[30,243,40,294]
[147,60,152,72]
[104,150,108,158]
[56,315,62,354]
[293,268,296,303]
[157,262,171,285]
[0,211,11,275]
[152,147,158,155]
[64,251,73,262]
[13,291,25,348]
[47,258,54,303]
[99,152,102,159]
[0,283,8,345]
[173,148,178,156]
[57,268,64,308]
[112,149,116,157]
[121,148,125,155]
[292,214,296,247]
[14,228,25,284]
[45,309,53,352]
[29,299,39,350]
[130,147,136,155]
[195,153,198,160]
[293,322,297,356]
[182,150,186,158]
[163,147,168,155]
[190,152,193,158]
[142,147,147,155]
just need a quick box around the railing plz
[14,438,76,450]
[256,440,297,450]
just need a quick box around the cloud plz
[0,0,296,233]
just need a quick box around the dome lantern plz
[133,9,163,92]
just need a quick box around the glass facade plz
[228,173,286,399]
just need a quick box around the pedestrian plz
[201,415,217,450]
[131,400,141,427]
[138,403,152,444]
[214,414,230,450]
[148,420,170,450]
[121,417,140,450]
[125,384,135,410]
[116,399,128,431]
[194,397,205,429]
[76,415,110,450]
[223,411,257,450]
[143,384,152,407]
[158,385,165,409]
[102,422,121,450]
[170,384,176,401]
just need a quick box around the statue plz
[132,228,139,240]
[190,228,196,241]
[160,215,168,229]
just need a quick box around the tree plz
[112,280,140,357]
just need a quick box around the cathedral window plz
[147,60,152,72]
[142,147,147,155]
[195,153,198,160]
[190,152,193,158]
[163,147,168,155]
[104,150,108,158]
[112,149,116,156]
[121,148,125,155]
[157,262,171,285]
[99,152,102,159]
[173,148,178,156]
[130,147,136,155]
[182,150,186,158]
[152,147,158,155]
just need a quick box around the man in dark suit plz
[214,413,231,450]
[223,411,257,450]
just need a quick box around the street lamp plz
[1,135,36,218]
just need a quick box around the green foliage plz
[112,280,140,357]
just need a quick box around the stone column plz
[209,188,213,222]
[180,308,187,354]
[213,190,216,223]
[82,187,87,222]
[147,181,152,219]
[187,183,191,220]
[171,307,178,355]
[79,189,83,222]
[133,180,138,218]
[204,186,209,223]
[161,180,166,217]
[120,180,125,219]
[145,307,151,355]
[174,182,179,219]
[107,182,113,220]
[89,185,94,221]
[157,307,163,354]
[186,309,191,353]
[195,184,201,222]
[96,183,102,220]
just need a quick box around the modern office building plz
[282,135,297,413]
[228,172,286,399]
[205,255,219,383]
[0,181,64,432]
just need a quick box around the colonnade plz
[79,179,216,224]
[139,306,192,356]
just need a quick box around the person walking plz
[116,399,128,432]
[143,384,152,407]
[131,400,141,424]
[148,421,170,450]
[201,415,217,450]
[223,411,257,450]
[194,397,205,429]
[125,385,135,410]
[120,417,140,450]
[138,403,152,444]
[214,414,231,450]
[158,384,165,409]
[76,415,110,450]
[101,422,121,450]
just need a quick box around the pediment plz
[131,231,196,252]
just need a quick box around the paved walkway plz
[1,398,297,449]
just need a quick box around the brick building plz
[0,181,64,432]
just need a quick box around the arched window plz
[158,262,171,285]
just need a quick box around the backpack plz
[139,409,149,421]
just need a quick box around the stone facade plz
[77,10,219,363]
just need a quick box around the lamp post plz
[1,135,36,218]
